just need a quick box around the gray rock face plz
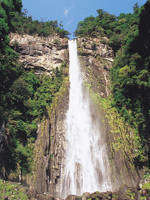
[78,37,113,59]
[8,33,69,196]
[77,37,114,98]
[26,82,69,198]
[10,33,68,74]
[77,37,140,191]
[7,34,141,199]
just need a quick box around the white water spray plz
[60,40,112,198]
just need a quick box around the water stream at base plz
[60,40,112,198]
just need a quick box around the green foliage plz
[76,1,150,169]
[28,68,65,118]
[111,1,150,168]
[0,0,66,179]
[0,0,69,38]
[87,85,145,165]
[0,67,65,177]
[0,71,38,176]
[0,179,28,200]
[76,6,141,53]
[75,16,102,37]
[10,9,69,37]
[0,0,22,31]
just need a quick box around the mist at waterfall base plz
[60,40,112,198]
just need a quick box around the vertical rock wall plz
[77,37,140,191]
[27,80,69,197]
[9,33,70,198]
[8,34,141,198]
[10,33,68,74]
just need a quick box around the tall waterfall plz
[60,40,112,198]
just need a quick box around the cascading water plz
[60,40,112,198]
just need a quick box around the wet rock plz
[66,195,82,200]
[28,190,55,200]
[77,36,140,192]
[77,37,113,98]
[82,192,90,200]
[63,188,146,200]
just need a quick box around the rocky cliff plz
[27,79,69,198]
[5,34,147,200]
[77,36,140,190]
[10,33,68,74]
[9,33,70,198]
[77,37,113,98]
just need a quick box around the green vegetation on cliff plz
[111,1,150,170]
[0,0,69,38]
[0,0,68,180]
[76,0,150,174]
[75,3,140,54]
[0,179,28,200]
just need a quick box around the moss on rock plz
[0,179,29,200]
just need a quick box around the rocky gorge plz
[2,33,150,200]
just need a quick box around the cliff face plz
[27,80,69,198]
[9,33,69,198]
[77,37,140,190]
[10,33,68,74]
[77,37,113,98]
[5,34,143,199]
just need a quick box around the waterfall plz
[60,40,112,198]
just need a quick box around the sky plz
[22,0,147,36]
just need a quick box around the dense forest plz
[0,0,68,179]
[1,0,150,198]
[76,1,150,173]
[11,9,69,37]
